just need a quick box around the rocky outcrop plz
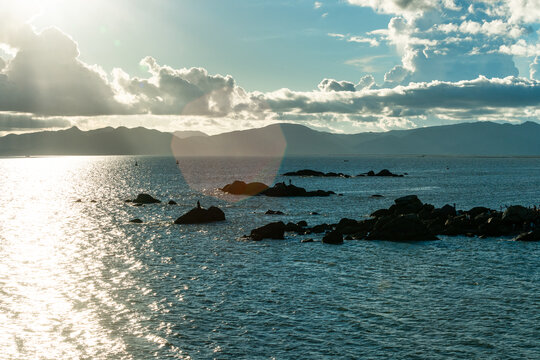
[250,221,286,240]
[221,180,269,195]
[283,169,351,178]
[322,230,343,244]
[221,180,333,197]
[245,195,538,244]
[131,193,161,204]
[266,210,284,215]
[366,214,438,241]
[357,169,404,177]
[260,182,335,197]
[174,206,225,224]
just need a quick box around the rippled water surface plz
[0,155,539,359]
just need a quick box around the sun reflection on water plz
[0,157,161,359]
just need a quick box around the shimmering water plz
[0,155,539,359]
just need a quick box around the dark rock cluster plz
[221,181,335,197]
[357,169,405,177]
[282,168,405,178]
[246,195,540,243]
[283,169,351,178]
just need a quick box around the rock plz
[301,238,314,243]
[371,194,384,198]
[261,182,335,197]
[467,206,491,218]
[375,169,403,177]
[443,215,473,235]
[265,210,284,215]
[371,208,391,218]
[283,169,325,176]
[75,199,82,203]
[322,230,343,244]
[297,220,308,227]
[311,223,332,234]
[514,230,540,241]
[250,221,285,240]
[418,204,436,219]
[174,206,225,224]
[124,199,132,203]
[336,218,369,235]
[129,218,143,223]
[425,217,447,234]
[168,200,177,205]
[477,217,512,237]
[434,204,456,219]
[285,222,303,233]
[367,214,437,241]
[310,212,319,215]
[221,180,269,195]
[358,169,404,177]
[502,205,535,223]
[283,169,351,177]
[132,193,161,204]
[393,195,423,215]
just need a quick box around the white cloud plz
[348,35,380,47]
[0,112,71,131]
[0,25,126,116]
[318,79,356,92]
[328,33,379,47]
[500,39,540,57]
[530,57,540,80]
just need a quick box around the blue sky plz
[1,0,540,134]
[27,0,397,91]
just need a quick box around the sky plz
[1,0,540,135]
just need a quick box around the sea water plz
[0,155,538,359]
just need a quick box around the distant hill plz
[172,121,540,156]
[0,121,539,156]
[0,127,176,156]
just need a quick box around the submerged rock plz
[174,206,225,224]
[250,221,286,240]
[132,193,161,204]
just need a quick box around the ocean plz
[0,155,538,359]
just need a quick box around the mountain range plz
[1,121,539,156]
